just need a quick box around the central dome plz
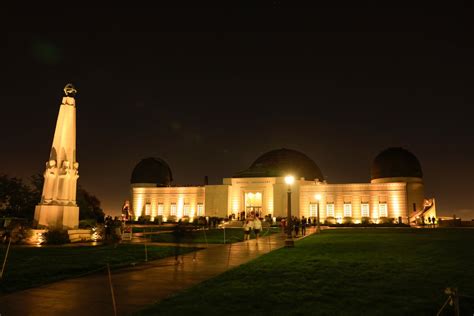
[234,148,324,181]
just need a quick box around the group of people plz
[423,216,437,226]
[104,216,123,243]
[242,217,263,240]
[281,216,308,237]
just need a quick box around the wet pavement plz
[0,229,316,316]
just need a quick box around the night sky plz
[1,5,473,218]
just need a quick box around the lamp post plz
[284,175,295,247]
[315,194,321,234]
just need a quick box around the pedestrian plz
[253,217,262,241]
[301,216,307,236]
[104,216,112,242]
[243,220,251,240]
[294,216,300,237]
[173,220,185,264]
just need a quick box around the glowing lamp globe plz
[285,175,295,185]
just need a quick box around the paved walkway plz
[0,229,316,316]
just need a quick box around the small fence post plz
[144,229,148,262]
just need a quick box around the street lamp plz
[315,194,322,233]
[284,175,295,247]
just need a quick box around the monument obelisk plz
[34,84,80,229]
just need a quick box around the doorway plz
[244,192,263,218]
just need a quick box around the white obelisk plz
[34,84,80,229]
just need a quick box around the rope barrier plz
[0,238,12,279]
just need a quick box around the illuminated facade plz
[131,148,436,225]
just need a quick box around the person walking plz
[243,220,251,240]
[173,220,185,264]
[301,216,307,236]
[280,218,286,233]
[253,217,262,241]
[293,216,300,237]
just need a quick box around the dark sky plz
[1,4,473,218]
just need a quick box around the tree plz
[76,185,105,222]
[0,173,105,222]
[0,174,36,219]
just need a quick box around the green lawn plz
[128,225,175,233]
[138,228,474,315]
[0,243,197,294]
[148,227,280,244]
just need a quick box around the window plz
[326,203,335,217]
[170,203,177,216]
[183,204,190,216]
[344,203,352,217]
[158,203,164,216]
[197,203,204,216]
[145,203,151,216]
[309,203,317,217]
[361,203,370,217]
[379,203,388,217]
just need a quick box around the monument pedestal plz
[34,204,79,229]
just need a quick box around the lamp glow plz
[285,175,295,185]
[315,194,322,201]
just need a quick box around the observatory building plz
[130,148,436,225]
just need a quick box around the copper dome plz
[234,148,324,181]
[371,147,423,180]
[131,157,173,186]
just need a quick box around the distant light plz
[285,175,295,185]
[315,194,322,201]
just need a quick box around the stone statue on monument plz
[63,83,77,97]
[122,200,131,221]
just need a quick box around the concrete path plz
[0,229,316,316]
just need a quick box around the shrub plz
[324,217,335,225]
[167,215,177,223]
[343,217,353,225]
[196,216,207,226]
[79,218,97,228]
[379,217,394,224]
[153,215,163,224]
[44,229,70,245]
[361,217,371,225]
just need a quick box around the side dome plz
[131,157,173,186]
[371,147,423,180]
[234,148,324,181]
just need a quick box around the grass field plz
[0,243,197,294]
[138,228,474,315]
[128,225,175,233]
[148,227,280,244]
